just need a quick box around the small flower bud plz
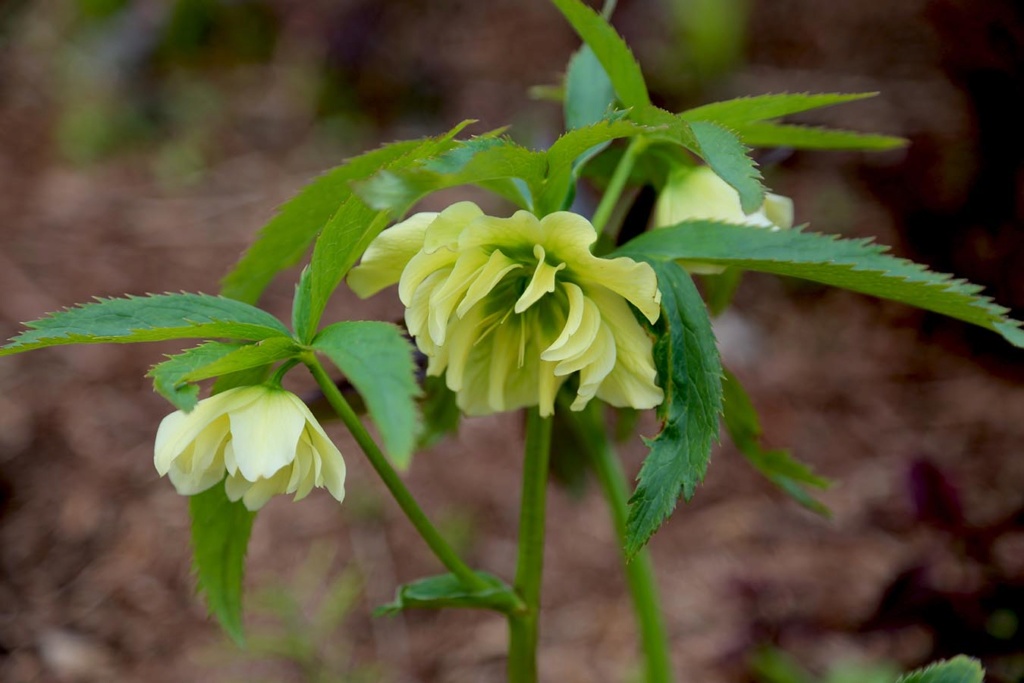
[653,166,794,274]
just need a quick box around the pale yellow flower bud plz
[154,386,346,510]
[653,166,794,274]
[349,202,665,418]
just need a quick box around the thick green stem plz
[592,136,647,247]
[508,408,554,683]
[577,404,674,682]
[304,356,489,593]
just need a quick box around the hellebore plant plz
[1,1,1017,681]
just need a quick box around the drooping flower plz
[653,165,794,274]
[154,385,346,510]
[348,202,664,418]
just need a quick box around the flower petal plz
[241,469,292,511]
[514,245,565,313]
[423,202,484,253]
[543,282,584,355]
[154,387,253,475]
[536,212,599,260]
[459,210,543,252]
[764,192,794,229]
[302,416,346,504]
[589,288,663,409]
[398,249,459,307]
[545,294,602,368]
[570,323,617,410]
[428,249,489,345]
[573,257,662,324]
[228,389,306,481]
[348,212,437,298]
[456,249,521,318]
[224,468,250,503]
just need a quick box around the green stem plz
[508,408,554,683]
[591,136,647,246]
[577,403,674,683]
[304,356,489,593]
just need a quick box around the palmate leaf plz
[618,222,1024,347]
[189,483,256,645]
[625,262,723,557]
[550,0,651,109]
[722,369,831,515]
[897,657,984,683]
[0,293,290,355]
[221,121,473,305]
[313,321,421,468]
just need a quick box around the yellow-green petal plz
[348,211,437,298]
[514,246,565,313]
[228,389,307,480]
[422,202,484,253]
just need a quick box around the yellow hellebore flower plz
[653,165,794,274]
[154,385,346,511]
[348,202,665,417]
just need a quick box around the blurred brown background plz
[1,1,1023,681]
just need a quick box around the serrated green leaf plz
[307,198,391,335]
[616,222,1024,348]
[630,105,701,153]
[356,136,544,215]
[291,265,314,343]
[1,293,290,356]
[150,342,246,411]
[681,92,879,126]
[625,262,722,556]
[897,657,984,683]
[539,117,651,213]
[678,92,907,151]
[564,45,616,130]
[212,363,273,395]
[722,369,831,516]
[376,571,521,616]
[732,122,907,151]
[550,0,651,109]
[180,337,299,383]
[219,138,424,304]
[313,321,421,468]
[189,482,256,645]
[689,121,765,214]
